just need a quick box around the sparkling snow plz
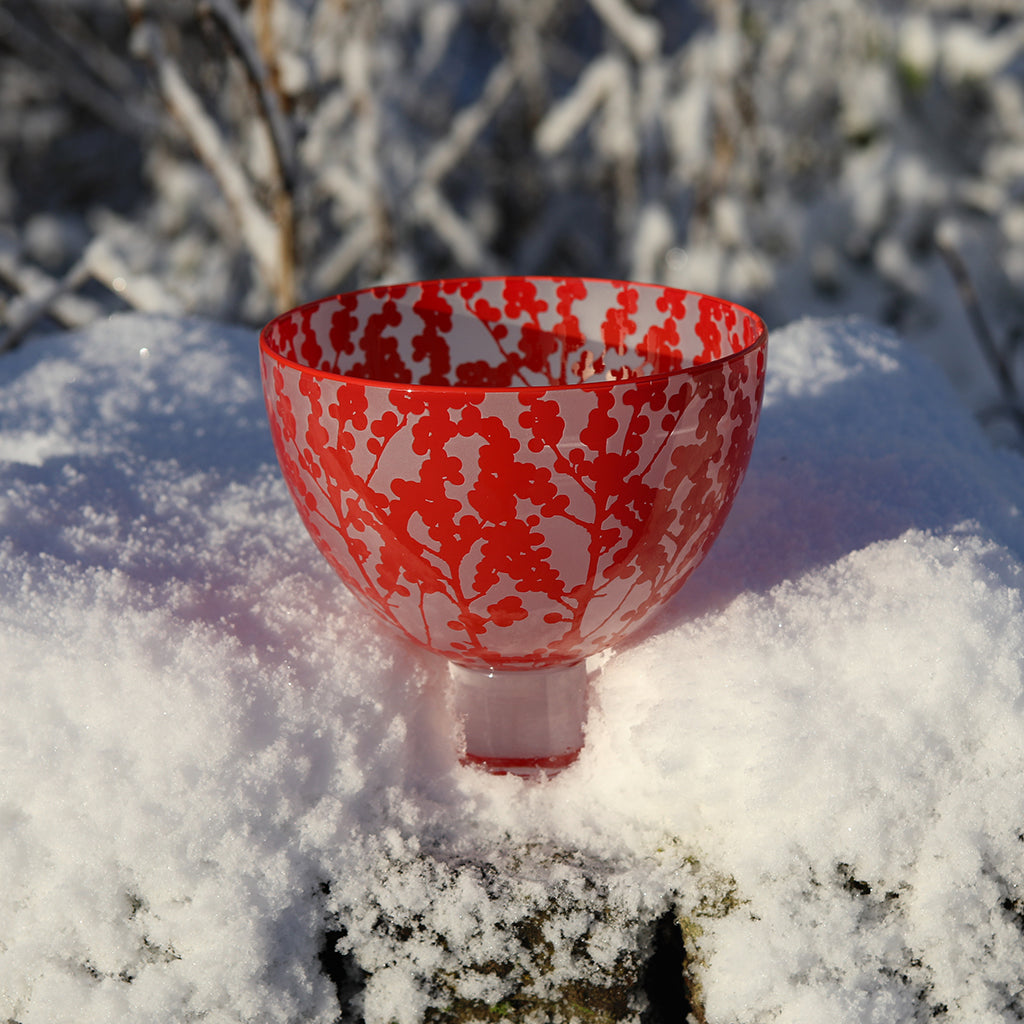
[2,313,1024,1023]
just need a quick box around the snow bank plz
[1,313,1023,1022]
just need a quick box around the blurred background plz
[1,0,1022,446]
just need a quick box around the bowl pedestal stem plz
[451,661,589,777]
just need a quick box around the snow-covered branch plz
[129,14,285,306]
[586,0,661,62]
[0,237,101,352]
[1,0,1023,446]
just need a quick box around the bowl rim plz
[258,276,768,395]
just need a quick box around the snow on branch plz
[2,0,1023,449]
[586,0,661,62]
[421,60,518,186]
[85,232,185,316]
[535,53,632,157]
[310,218,378,296]
[0,5,155,137]
[200,0,297,309]
[0,230,185,353]
[412,186,503,276]
[200,0,295,191]
[937,221,1024,435]
[129,16,286,307]
[0,237,101,352]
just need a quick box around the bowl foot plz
[451,661,589,777]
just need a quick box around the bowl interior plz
[261,278,765,388]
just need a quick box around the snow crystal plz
[1,312,1023,1022]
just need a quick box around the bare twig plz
[252,0,281,94]
[936,231,1018,402]
[936,227,1024,436]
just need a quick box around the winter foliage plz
[1,0,1023,438]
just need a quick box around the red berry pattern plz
[260,277,767,669]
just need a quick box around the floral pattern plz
[260,277,767,669]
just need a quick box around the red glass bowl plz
[260,277,767,774]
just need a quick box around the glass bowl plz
[260,277,767,775]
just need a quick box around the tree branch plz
[129,15,285,306]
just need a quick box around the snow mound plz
[1,314,1023,1022]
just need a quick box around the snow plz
[2,311,1024,1022]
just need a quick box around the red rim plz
[258,276,768,396]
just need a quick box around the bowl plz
[260,277,767,773]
